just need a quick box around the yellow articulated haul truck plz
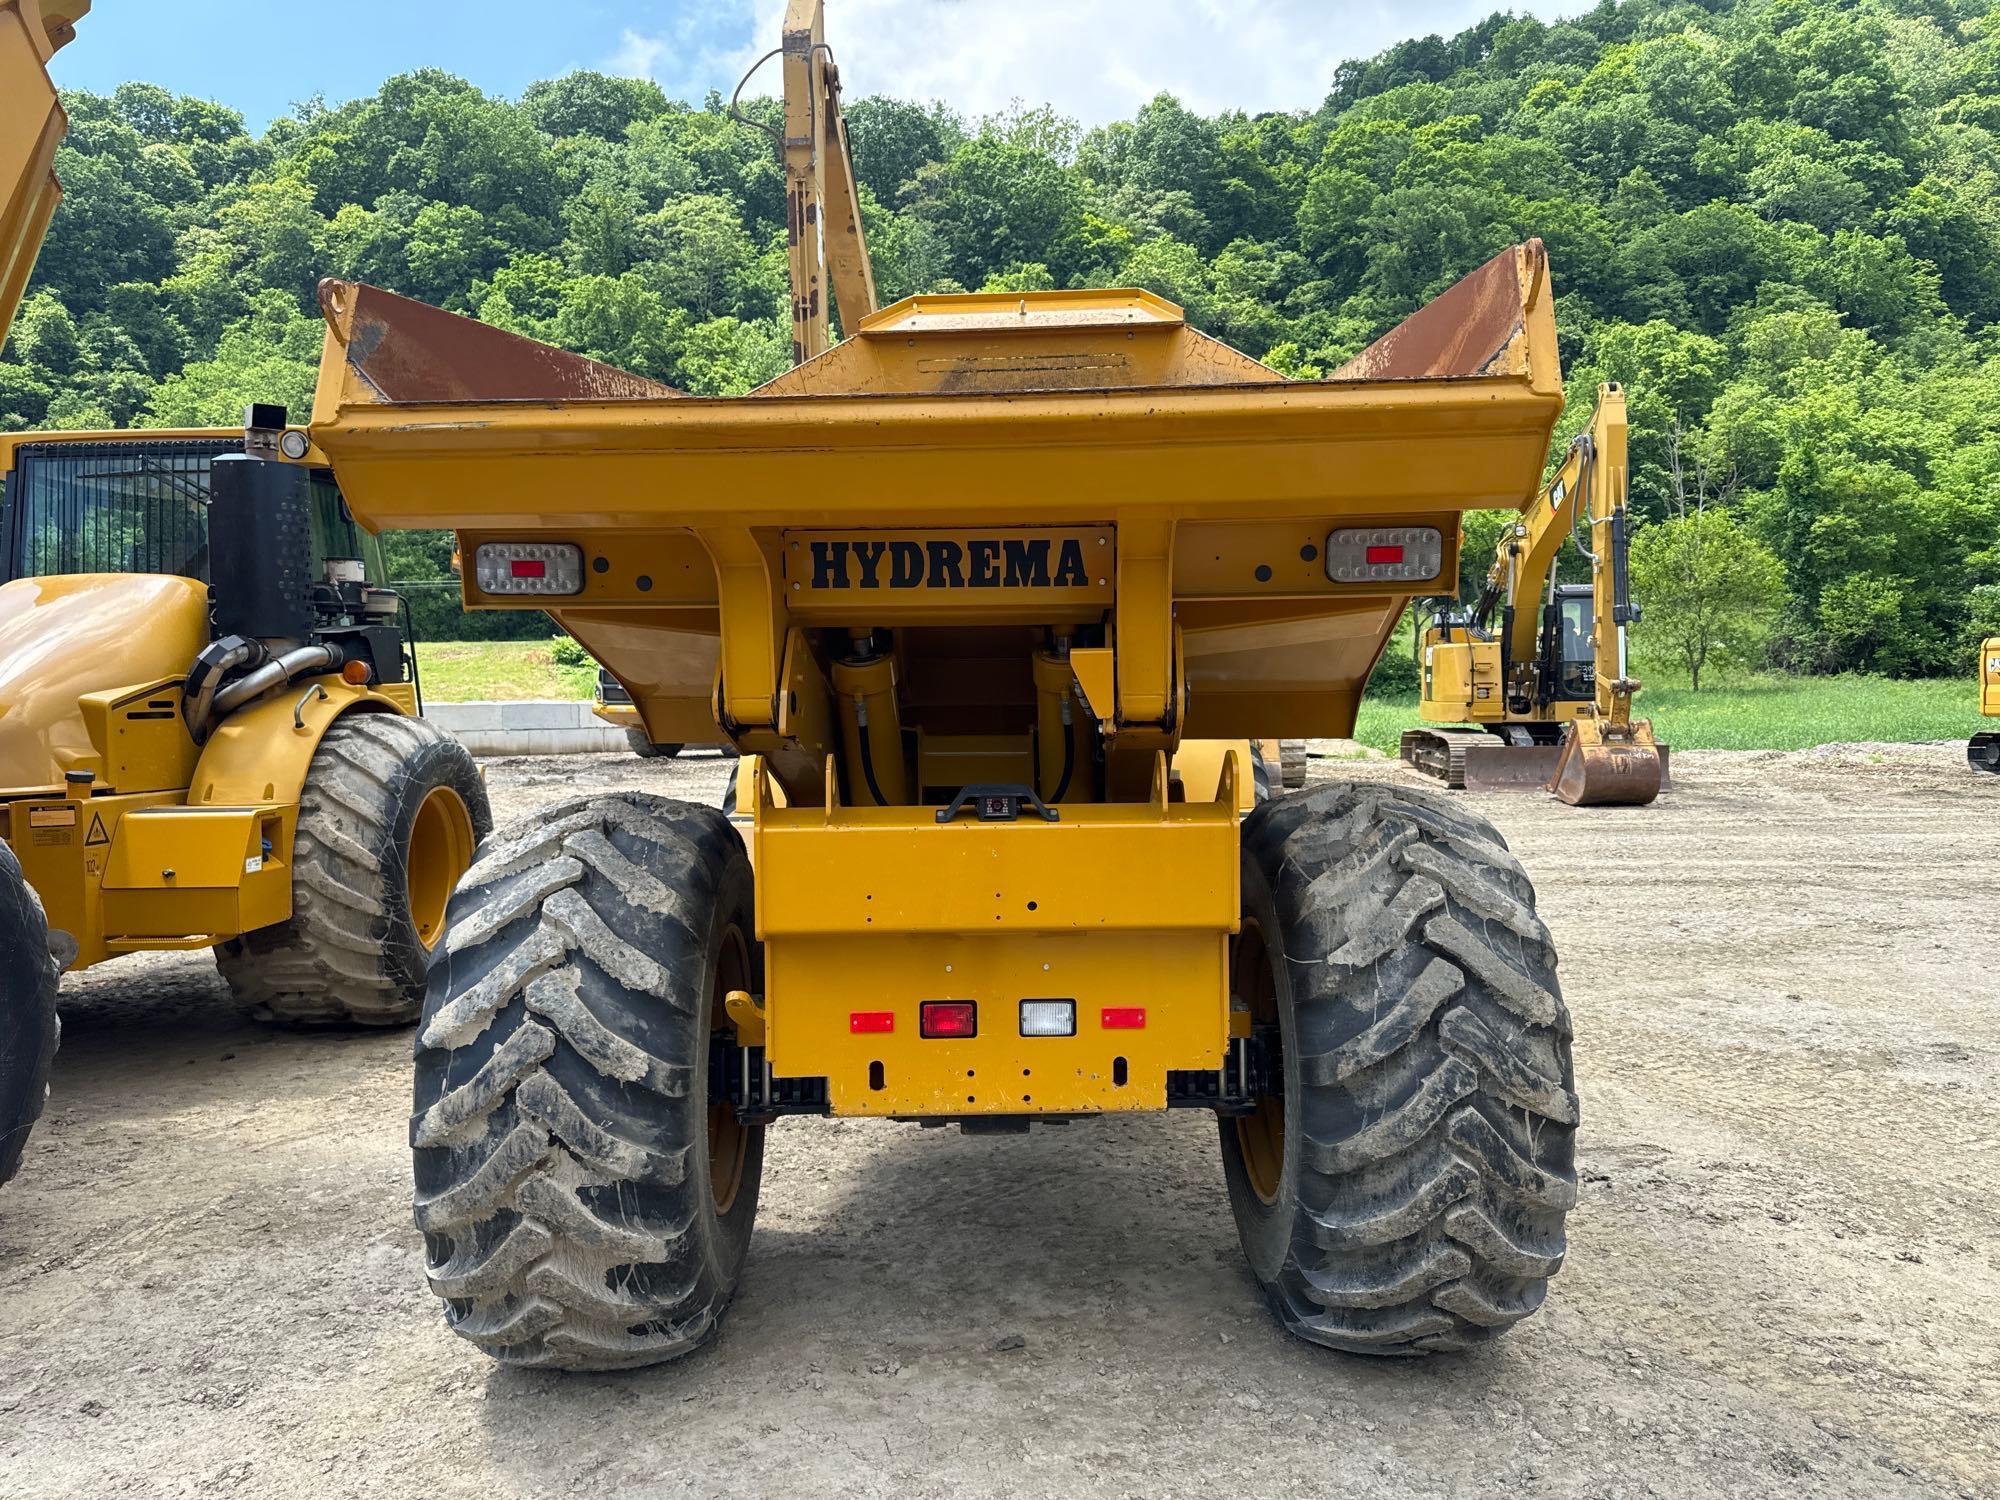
[292,0,1583,1371]
[0,415,490,1188]
[1974,641,1999,773]
[1401,384,1665,805]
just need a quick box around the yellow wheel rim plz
[406,785,475,951]
[1232,917,1285,1206]
[708,924,752,1215]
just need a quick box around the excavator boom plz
[780,0,876,363]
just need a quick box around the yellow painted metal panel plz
[78,678,199,795]
[1981,639,1999,720]
[0,575,209,793]
[754,801,1239,938]
[766,929,1227,1115]
[190,677,405,807]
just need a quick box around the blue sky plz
[54,2,1592,131]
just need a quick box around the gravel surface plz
[2,742,1995,1498]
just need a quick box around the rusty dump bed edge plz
[310,243,1565,535]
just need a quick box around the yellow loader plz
[297,1,1583,1369]
[0,414,491,1188]
[1,1,489,1189]
[1974,639,1999,774]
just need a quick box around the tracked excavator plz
[1400,384,1666,806]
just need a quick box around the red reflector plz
[510,559,548,579]
[919,1001,977,1039]
[849,1011,894,1034]
[1101,1007,1146,1030]
[1365,545,1405,565]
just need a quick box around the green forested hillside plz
[5,0,1999,672]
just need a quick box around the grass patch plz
[1352,673,1986,754]
[412,641,1984,754]
[413,640,595,702]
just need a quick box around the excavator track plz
[1398,727,1495,789]
[1971,732,2000,775]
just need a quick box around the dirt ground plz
[2,742,1995,1499]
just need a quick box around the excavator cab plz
[1548,584,1596,702]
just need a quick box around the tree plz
[1630,496,1786,691]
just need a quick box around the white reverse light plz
[1324,526,1444,584]
[1019,1000,1076,1037]
[474,542,584,596]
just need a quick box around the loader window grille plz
[2,442,377,585]
[4,439,233,582]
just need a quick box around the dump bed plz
[309,242,1565,746]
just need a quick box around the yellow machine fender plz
[189,675,410,809]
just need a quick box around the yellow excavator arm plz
[1490,385,1639,725]
[777,0,876,364]
[0,0,87,351]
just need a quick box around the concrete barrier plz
[424,700,626,757]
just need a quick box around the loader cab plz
[0,428,387,588]
[1551,583,1595,701]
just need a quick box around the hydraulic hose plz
[1048,689,1076,804]
[854,697,890,806]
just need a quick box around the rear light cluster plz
[473,542,585,596]
[847,1001,1143,1037]
[1324,526,1443,584]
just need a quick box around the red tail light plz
[1365,545,1404,565]
[849,1011,894,1034]
[510,558,548,579]
[920,1001,977,1038]
[1101,1007,1146,1030]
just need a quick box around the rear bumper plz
[750,755,1242,1116]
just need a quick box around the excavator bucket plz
[1546,716,1664,806]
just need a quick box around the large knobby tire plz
[411,792,764,1371]
[1222,780,1577,1354]
[1,840,60,1189]
[217,713,490,1026]
[1971,732,1999,775]
[625,729,684,760]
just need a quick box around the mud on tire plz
[0,839,60,1189]
[217,714,490,1026]
[1221,779,1578,1354]
[411,792,763,1371]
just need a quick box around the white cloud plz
[609,27,670,80]
[611,0,1594,124]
